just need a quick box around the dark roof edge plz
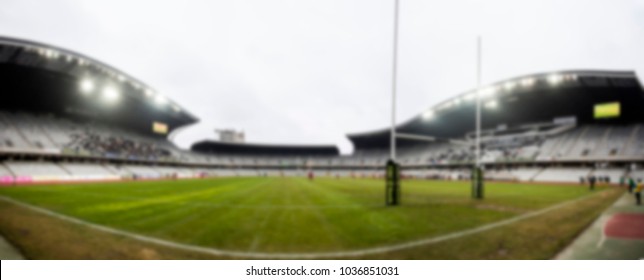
[0,35,199,122]
[346,69,638,140]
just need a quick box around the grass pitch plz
[0,177,623,259]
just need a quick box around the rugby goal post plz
[385,159,401,206]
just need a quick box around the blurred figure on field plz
[588,175,596,191]
[628,176,637,193]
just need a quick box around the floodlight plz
[548,74,562,85]
[484,100,498,109]
[145,89,154,97]
[172,105,181,112]
[155,94,167,105]
[79,79,94,94]
[520,78,535,87]
[503,81,516,91]
[102,86,120,102]
[423,110,435,120]
[439,101,452,110]
[43,49,58,59]
[478,86,497,97]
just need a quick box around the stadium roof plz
[348,70,644,149]
[191,141,340,156]
[0,36,198,137]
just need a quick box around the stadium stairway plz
[622,125,640,155]
[57,163,73,176]
[556,191,644,259]
[529,167,546,182]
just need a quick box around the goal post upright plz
[386,0,401,206]
[386,159,400,206]
[472,36,485,199]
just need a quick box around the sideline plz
[556,192,644,259]
[0,234,24,260]
[0,192,600,259]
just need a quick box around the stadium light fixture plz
[464,92,476,101]
[520,78,535,87]
[155,94,167,106]
[79,79,94,94]
[145,89,154,98]
[43,49,58,59]
[423,110,435,120]
[548,74,563,85]
[484,100,498,109]
[102,86,120,102]
[438,101,452,111]
[478,86,497,97]
[503,81,516,91]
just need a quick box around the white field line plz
[0,193,599,259]
[596,217,608,248]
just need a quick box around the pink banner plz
[0,176,14,185]
[14,176,32,184]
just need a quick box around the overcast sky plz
[1,0,643,153]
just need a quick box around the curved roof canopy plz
[348,70,644,149]
[0,36,198,137]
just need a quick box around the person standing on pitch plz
[635,180,643,206]
[628,176,637,193]
[588,175,596,191]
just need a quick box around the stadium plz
[0,36,643,259]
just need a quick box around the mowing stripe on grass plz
[0,192,600,259]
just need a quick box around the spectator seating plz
[532,167,591,183]
[4,161,70,177]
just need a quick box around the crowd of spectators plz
[66,130,172,160]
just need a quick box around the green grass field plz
[0,177,623,259]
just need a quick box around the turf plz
[0,177,611,256]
